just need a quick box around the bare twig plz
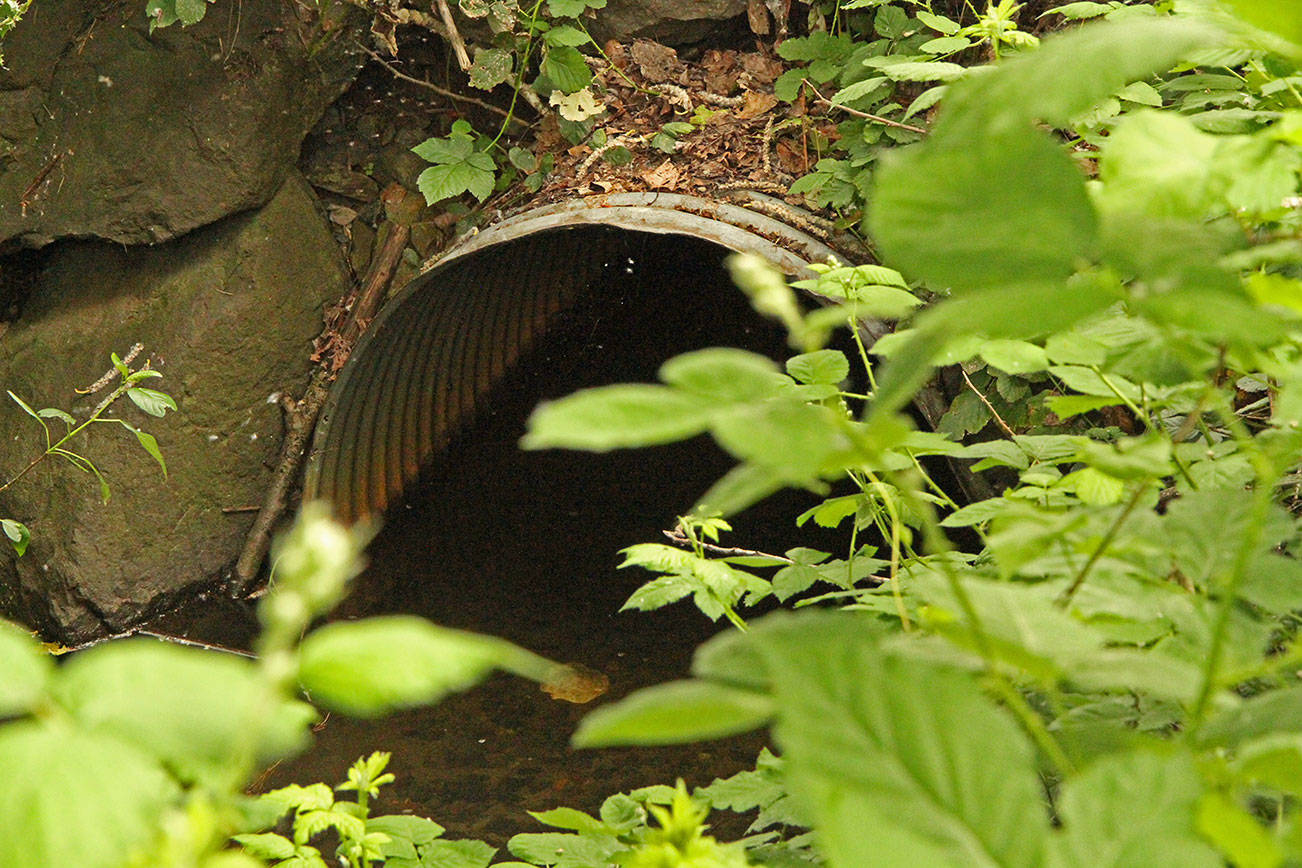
[961,366,1017,438]
[802,79,929,135]
[359,44,528,126]
[433,0,471,71]
[662,528,794,563]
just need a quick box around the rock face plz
[0,172,349,642]
[592,0,747,44]
[0,0,364,249]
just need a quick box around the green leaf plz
[468,47,513,90]
[368,814,445,849]
[754,613,1049,868]
[1195,792,1282,868]
[0,721,179,868]
[233,833,297,860]
[786,350,850,386]
[55,639,316,786]
[526,807,605,834]
[297,616,513,716]
[1,518,30,557]
[917,9,961,32]
[36,407,75,427]
[540,45,593,94]
[876,61,968,83]
[131,427,168,477]
[1050,750,1221,867]
[658,349,786,402]
[543,24,588,46]
[6,389,40,422]
[523,385,714,451]
[980,339,1049,374]
[1223,0,1302,50]
[0,619,49,714]
[546,0,605,17]
[573,680,772,747]
[416,152,496,205]
[126,387,176,417]
[709,401,848,478]
[871,126,1097,296]
[920,36,972,55]
[174,0,209,25]
[417,838,496,867]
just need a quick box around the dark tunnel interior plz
[263,228,860,843]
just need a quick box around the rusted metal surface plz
[304,194,851,522]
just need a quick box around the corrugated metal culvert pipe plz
[302,192,863,523]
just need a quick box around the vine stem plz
[0,381,131,495]
[1054,482,1146,608]
[800,79,929,134]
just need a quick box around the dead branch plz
[232,185,415,595]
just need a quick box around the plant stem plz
[1055,482,1147,608]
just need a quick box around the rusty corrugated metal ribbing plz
[304,194,847,523]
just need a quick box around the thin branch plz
[960,366,1017,438]
[662,528,794,563]
[359,44,528,127]
[802,79,929,135]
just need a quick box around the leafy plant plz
[515,3,1302,865]
[1,347,176,556]
[235,751,496,868]
[0,503,576,868]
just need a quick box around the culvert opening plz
[273,222,858,843]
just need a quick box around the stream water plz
[255,236,844,846]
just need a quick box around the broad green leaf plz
[126,386,176,417]
[508,832,622,868]
[55,639,316,786]
[1195,792,1282,868]
[787,350,850,385]
[1095,111,1220,219]
[871,126,1097,295]
[754,613,1049,868]
[540,45,593,94]
[542,24,588,46]
[1050,750,1220,867]
[936,19,1222,136]
[1198,686,1302,747]
[709,401,849,478]
[232,833,297,860]
[658,348,785,402]
[692,462,787,517]
[573,679,772,747]
[1,518,29,557]
[877,61,968,82]
[0,720,179,868]
[917,9,960,33]
[468,47,513,90]
[523,385,714,451]
[297,616,517,716]
[920,36,972,54]
[175,0,208,26]
[546,0,605,16]
[369,814,445,849]
[1232,733,1302,794]
[1223,0,1302,50]
[980,340,1049,374]
[416,152,496,204]
[0,619,49,714]
[417,838,496,867]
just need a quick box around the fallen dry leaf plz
[641,159,682,189]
